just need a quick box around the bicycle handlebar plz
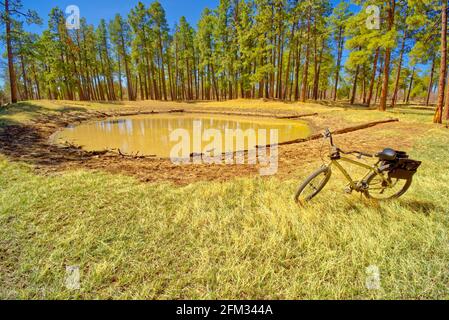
[341,150,374,158]
[323,129,374,158]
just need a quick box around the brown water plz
[53,113,311,157]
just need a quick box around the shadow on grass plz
[0,120,90,168]
[0,102,88,119]
[337,195,440,217]
[314,100,376,111]
[388,111,434,118]
[314,101,437,116]
[398,199,439,216]
[54,105,89,113]
[1,102,52,116]
[0,105,92,167]
[61,100,126,106]
[0,117,23,129]
[393,103,435,110]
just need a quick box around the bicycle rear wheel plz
[295,166,332,204]
[365,171,412,200]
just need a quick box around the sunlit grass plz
[1,127,449,299]
[1,100,449,299]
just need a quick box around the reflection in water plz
[53,113,311,157]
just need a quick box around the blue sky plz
[0,0,352,62]
[0,1,371,87]
[16,0,348,33]
[0,0,220,85]
[19,0,220,33]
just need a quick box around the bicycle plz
[294,128,422,204]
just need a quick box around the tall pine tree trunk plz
[434,0,447,123]
[5,0,18,103]
[313,38,325,100]
[426,56,435,106]
[367,48,380,107]
[20,55,29,100]
[301,7,311,102]
[350,65,359,105]
[283,19,297,100]
[117,53,123,100]
[391,30,407,108]
[406,67,415,104]
[120,37,134,101]
[312,30,318,100]
[445,76,449,121]
[158,33,168,101]
[32,64,41,100]
[294,30,302,101]
[379,1,396,111]
[333,27,344,101]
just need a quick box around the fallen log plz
[117,148,156,159]
[94,111,110,117]
[134,109,185,115]
[111,109,185,117]
[168,109,185,113]
[186,109,316,119]
[275,113,318,119]
[260,118,400,148]
[87,150,109,156]
[187,109,273,118]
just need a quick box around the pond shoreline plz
[0,101,424,185]
[52,111,313,158]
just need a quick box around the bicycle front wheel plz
[295,166,332,205]
[365,171,413,201]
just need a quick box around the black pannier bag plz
[387,154,422,180]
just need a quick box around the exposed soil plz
[0,104,432,185]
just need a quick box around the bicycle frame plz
[328,156,389,191]
[294,129,413,203]
[320,128,392,192]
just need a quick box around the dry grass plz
[1,100,449,299]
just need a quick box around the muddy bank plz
[0,104,429,185]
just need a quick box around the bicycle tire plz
[364,171,413,201]
[295,166,332,204]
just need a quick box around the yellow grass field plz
[1,100,449,299]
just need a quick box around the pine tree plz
[1,0,444,113]
[1,0,40,103]
[149,1,170,100]
[379,0,398,111]
[435,0,448,123]
[110,14,135,101]
[198,8,219,100]
[97,19,116,100]
[329,2,351,101]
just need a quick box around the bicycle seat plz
[376,148,397,161]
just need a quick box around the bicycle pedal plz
[359,181,369,191]
[344,186,353,194]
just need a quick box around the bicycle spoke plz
[368,176,409,199]
[298,171,329,201]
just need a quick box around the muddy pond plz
[53,113,311,158]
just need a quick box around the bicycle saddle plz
[376,148,397,161]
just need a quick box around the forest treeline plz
[2,0,449,123]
